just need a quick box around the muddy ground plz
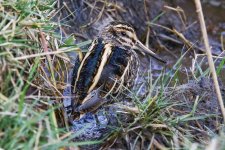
[58,0,225,149]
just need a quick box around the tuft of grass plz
[102,44,225,149]
[0,0,93,149]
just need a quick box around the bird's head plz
[100,21,166,63]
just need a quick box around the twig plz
[194,0,225,124]
[153,139,168,150]
[63,2,75,18]
[81,4,105,28]
[164,6,187,30]
[14,48,79,60]
[39,31,56,87]
[0,93,8,101]
[34,121,43,150]
[148,22,212,55]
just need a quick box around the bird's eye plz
[121,31,126,36]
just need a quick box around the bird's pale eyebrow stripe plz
[73,40,97,92]
[116,26,134,33]
[88,43,112,93]
[115,29,136,43]
[114,24,134,33]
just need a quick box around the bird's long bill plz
[136,40,166,64]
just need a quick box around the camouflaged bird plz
[70,21,166,120]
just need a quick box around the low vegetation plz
[0,0,224,149]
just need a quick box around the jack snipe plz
[69,21,166,121]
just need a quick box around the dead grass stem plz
[194,0,225,124]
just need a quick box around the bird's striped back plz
[69,21,165,120]
[71,38,138,109]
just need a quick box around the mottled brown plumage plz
[70,21,166,120]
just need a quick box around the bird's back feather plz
[71,38,137,109]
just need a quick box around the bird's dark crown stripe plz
[111,21,134,30]
[115,26,134,33]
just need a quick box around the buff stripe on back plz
[73,40,97,92]
[88,43,112,93]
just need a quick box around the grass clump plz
[0,0,88,149]
[102,50,224,149]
